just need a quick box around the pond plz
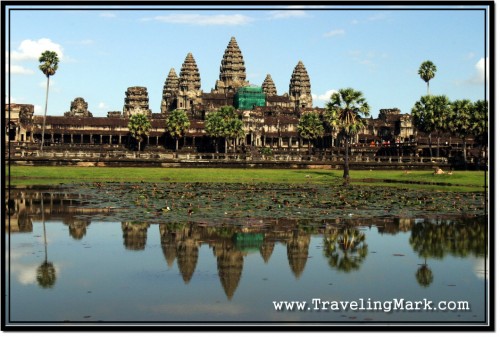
[4,186,488,327]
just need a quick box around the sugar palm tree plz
[128,113,151,151]
[36,194,56,288]
[411,95,451,159]
[470,100,488,160]
[205,106,243,153]
[418,60,437,95]
[165,109,191,151]
[449,99,473,164]
[323,226,368,273]
[297,112,324,155]
[326,88,370,180]
[38,50,59,152]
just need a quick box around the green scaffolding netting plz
[234,86,266,110]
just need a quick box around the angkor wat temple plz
[5,36,479,167]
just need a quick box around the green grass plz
[6,166,487,192]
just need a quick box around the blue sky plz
[5,4,489,118]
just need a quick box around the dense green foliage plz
[297,112,324,153]
[128,113,151,151]
[205,106,244,153]
[165,109,190,151]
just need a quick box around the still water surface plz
[6,189,487,324]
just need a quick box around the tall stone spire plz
[178,53,202,110]
[215,36,249,94]
[123,86,152,117]
[161,68,179,114]
[261,74,277,96]
[289,60,312,109]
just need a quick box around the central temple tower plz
[289,61,312,109]
[214,37,249,94]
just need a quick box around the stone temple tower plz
[123,86,152,117]
[161,68,179,114]
[177,52,202,111]
[289,61,312,109]
[214,36,249,94]
[261,74,277,96]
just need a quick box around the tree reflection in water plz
[8,189,487,300]
[36,193,56,289]
[323,225,368,273]
[409,216,486,287]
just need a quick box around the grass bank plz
[6,166,487,192]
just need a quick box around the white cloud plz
[34,105,42,114]
[98,102,108,110]
[473,57,488,83]
[312,89,338,102]
[324,29,345,37]
[10,38,64,61]
[7,64,34,75]
[146,14,253,26]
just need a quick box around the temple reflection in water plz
[6,189,486,300]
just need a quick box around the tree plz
[38,50,59,152]
[418,60,437,95]
[36,194,56,288]
[128,113,151,151]
[297,112,324,154]
[326,88,370,180]
[323,105,339,148]
[323,226,368,273]
[470,100,488,160]
[205,111,225,153]
[411,95,451,159]
[449,99,473,164]
[205,106,243,153]
[165,109,190,151]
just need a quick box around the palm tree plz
[470,100,488,160]
[205,106,243,153]
[36,194,56,288]
[165,109,191,151]
[411,95,451,159]
[415,260,434,288]
[418,60,437,95]
[326,88,370,180]
[38,50,59,152]
[205,111,225,153]
[449,99,473,164]
[224,117,244,153]
[128,113,151,151]
[297,112,324,155]
[323,226,368,273]
[323,105,339,149]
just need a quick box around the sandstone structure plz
[123,86,152,117]
[64,97,93,117]
[6,36,440,157]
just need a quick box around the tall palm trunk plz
[437,136,440,158]
[462,138,467,165]
[40,75,50,152]
[343,136,350,179]
[428,134,433,159]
